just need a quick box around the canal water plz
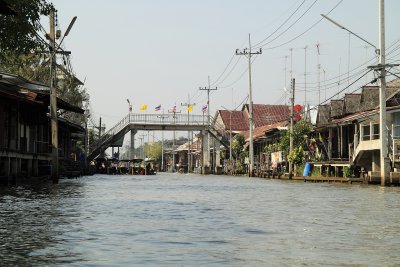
[1,173,400,266]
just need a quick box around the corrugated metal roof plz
[243,121,288,141]
[330,100,344,118]
[330,105,400,125]
[344,93,361,114]
[317,104,330,125]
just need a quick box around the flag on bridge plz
[127,99,132,112]
[169,105,177,113]
[202,104,208,112]
[187,105,193,112]
[139,104,147,111]
[155,104,161,111]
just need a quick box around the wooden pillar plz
[27,159,32,178]
[336,126,343,158]
[9,157,17,185]
[5,157,10,181]
[33,159,39,177]
[328,128,333,160]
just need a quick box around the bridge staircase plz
[88,114,131,161]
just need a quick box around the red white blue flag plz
[169,105,177,113]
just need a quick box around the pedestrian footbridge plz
[88,113,228,161]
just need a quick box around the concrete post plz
[372,150,380,172]
[130,129,137,159]
[215,140,221,174]
[202,130,210,174]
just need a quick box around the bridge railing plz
[127,113,211,126]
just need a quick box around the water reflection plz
[1,174,400,266]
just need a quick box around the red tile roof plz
[218,110,249,131]
[243,104,290,127]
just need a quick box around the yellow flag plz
[187,105,193,112]
[140,104,147,111]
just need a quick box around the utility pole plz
[290,48,293,81]
[378,0,388,186]
[199,76,217,173]
[369,0,398,185]
[289,78,295,179]
[168,106,181,172]
[236,33,262,177]
[181,95,196,173]
[49,8,59,183]
[284,55,288,104]
[316,43,321,105]
[47,10,76,183]
[157,112,169,172]
[304,45,308,114]
[321,10,398,185]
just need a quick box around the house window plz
[362,125,370,141]
[372,124,380,140]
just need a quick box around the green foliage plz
[295,163,305,177]
[287,146,305,165]
[144,142,162,161]
[279,119,313,163]
[343,166,352,177]
[231,134,245,160]
[311,165,320,177]
[0,0,53,57]
[0,53,50,82]
[264,143,279,155]
[235,160,244,174]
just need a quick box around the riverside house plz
[0,72,85,185]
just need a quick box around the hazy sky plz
[50,0,400,131]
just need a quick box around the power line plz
[262,0,343,50]
[252,0,307,48]
[254,0,319,49]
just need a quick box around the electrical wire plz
[263,0,343,50]
[210,53,236,87]
[252,0,307,48]
[254,0,319,49]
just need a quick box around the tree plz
[231,134,245,160]
[278,119,313,164]
[144,142,162,162]
[0,0,53,58]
